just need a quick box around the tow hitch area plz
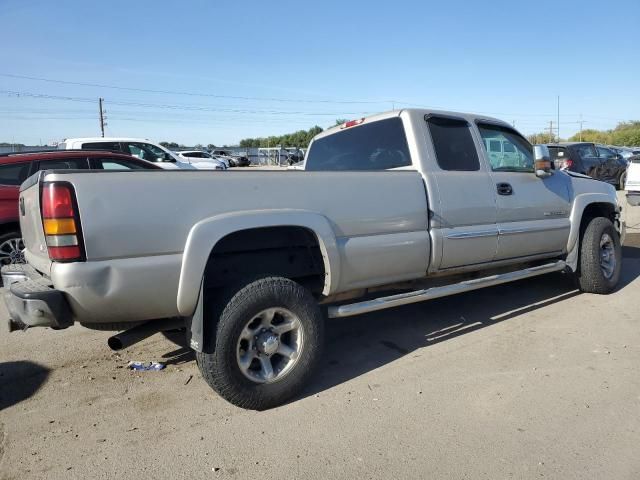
[107,318,185,351]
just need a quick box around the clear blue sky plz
[1,0,638,146]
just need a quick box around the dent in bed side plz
[176,209,340,317]
[564,192,622,271]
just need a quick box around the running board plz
[328,261,567,319]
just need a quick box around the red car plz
[0,150,161,265]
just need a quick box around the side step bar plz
[328,261,567,319]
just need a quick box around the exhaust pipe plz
[108,318,185,351]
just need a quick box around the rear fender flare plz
[177,209,340,317]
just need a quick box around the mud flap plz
[186,283,204,352]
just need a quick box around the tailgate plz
[19,172,52,276]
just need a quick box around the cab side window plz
[123,143,172,163]
[92,158,147,170]
[477,123,534,172]
[0,162,31,185]
[426,116,480,171]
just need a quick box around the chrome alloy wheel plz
[236,308,304,384]
[0,237,25,265]
[599,233,616,279]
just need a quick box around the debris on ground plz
[127,361,166,371]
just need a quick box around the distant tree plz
[238,125,324,149]
[194,143,203,149]
[335,118,348,126]
[526,132,557,144]
[568,129,610,144]
[207,144,216,150]
[159,141,180,148]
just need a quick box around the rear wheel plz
[196,276,324,410]
[577,217,621,294]
[0,231,25,265]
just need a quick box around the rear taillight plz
[41,183,84,262]
[565,159,573,168]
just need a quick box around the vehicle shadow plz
[0,361,50,411]
[297,247,640,402]
[155,244,639,404]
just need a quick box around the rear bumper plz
[2,264,73,331]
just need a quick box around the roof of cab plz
[312,108,514,141]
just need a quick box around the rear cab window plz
[426,116,479,171]
[304,117,412,171]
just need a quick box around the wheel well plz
[580,203,616,238]
[203,226,326,296]
[0,222,20,237]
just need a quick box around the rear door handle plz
[496,182,513,195]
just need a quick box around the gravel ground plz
[1,194,639,480]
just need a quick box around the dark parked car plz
[547,142,628,190]
[0,150,160,265]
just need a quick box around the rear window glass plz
[39,158,87,170]
[548,147,568,160]
[304,118,412,171]
[426,116,480,171]
[0,162,31,185]
[82,142,121,152]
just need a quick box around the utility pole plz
[98,97,106,137]
[549,120,554,141]
[557,95,560,142]
[578,114,585,142]
[512,120,516,128]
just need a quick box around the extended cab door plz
[476,122,571,260]
[424,115,498,268]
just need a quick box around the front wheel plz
[577,217,621,294]
[196,277,324,410]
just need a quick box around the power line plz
[0,72,390,105]
[0,89,375,116]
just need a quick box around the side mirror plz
[533,145,553,178]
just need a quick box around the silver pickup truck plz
[3,109,624,410]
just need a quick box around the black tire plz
[577,217,621,294]
[196,277,324,410]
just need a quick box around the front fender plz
[565,192,621,271]
[176,209,340,316]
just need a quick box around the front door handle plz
[497,182,513,195]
